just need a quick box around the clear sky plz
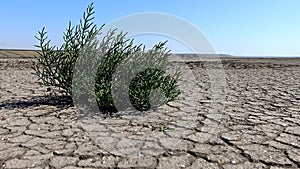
[1,0,300,56]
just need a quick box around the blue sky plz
[0,0,300,56]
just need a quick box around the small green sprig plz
[158,126,176,132]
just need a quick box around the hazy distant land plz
[1,49,300,60]
[1,48,300,70]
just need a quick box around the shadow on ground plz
[0,96,73,110]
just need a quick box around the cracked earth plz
[0,57,299,168]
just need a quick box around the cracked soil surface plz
[0,57,299,168]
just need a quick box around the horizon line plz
[0,48,300,57]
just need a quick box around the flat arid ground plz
[0,50,299,168]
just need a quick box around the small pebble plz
[89,158,96,162]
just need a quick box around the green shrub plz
[33,3,102,96]
[33,3,181,113]
[95,40,181,112]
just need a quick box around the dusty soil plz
[0,53,299,168]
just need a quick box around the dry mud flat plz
[0,57,300,168]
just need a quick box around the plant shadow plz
[0,95,73,110]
